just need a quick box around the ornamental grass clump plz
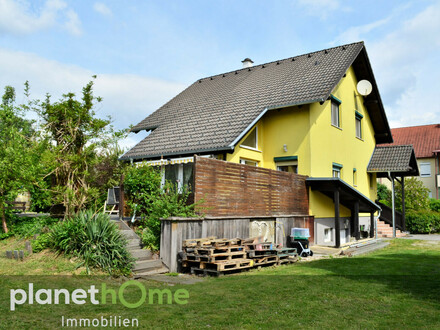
[50,210,133,275]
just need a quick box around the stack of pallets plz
[181,237,253,276]
[242,239,298,266]
[180,237,298,276]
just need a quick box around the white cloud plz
[334,3,440,128]
[93,2,112,17]
[0,0,81,36]
[0,48,185,150]
[64,9,81,36]
[333,18,390,45]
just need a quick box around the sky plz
[0,0,439,150]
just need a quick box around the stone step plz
[133,259,164,273]
[129,248,153,261]
[127,238,141,249]
[120,229,139,239]
[133,267,169,278]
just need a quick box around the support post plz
[334,189,341,248]
[401,176,406,231]
[369,212,375,238]
[391,175,396,238]
[119,174,125,221]
[354,201,360,240]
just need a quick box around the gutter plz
[119,146,234,162]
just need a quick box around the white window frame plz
[276,160,298,174]
[240,127,258,151]
[420,162,431,177]
[161,164,184,192]
[355,116,362,139]
[331,100,340,128]
[240,158,258,167]
[324,228,333,242]
[332,163,342,178]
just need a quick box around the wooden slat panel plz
[194,156,309,217]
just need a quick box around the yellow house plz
[122,42,397,247]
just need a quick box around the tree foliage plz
[0,86,36,233]
[385,177,430,212]
[36,79,127,216]
[377,183,391,203]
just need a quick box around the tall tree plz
[38,78,125,216]
[0,86,35,233]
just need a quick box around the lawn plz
[1,239,439,329]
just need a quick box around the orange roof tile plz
[381,124,440,158]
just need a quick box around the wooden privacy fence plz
[193,156,309,217]
[160,215,314,272]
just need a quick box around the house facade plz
[122,42,397,247]
[379,124,440,199]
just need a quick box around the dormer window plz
[241,127,258,149]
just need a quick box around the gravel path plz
[400,234,440,241]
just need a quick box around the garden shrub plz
[429,198,440,212]
[0,215,58,240]
[139,183,199,251]
[31,233,52,252]
[124,164,201,252]
[12,216,58,238]
[406,210,440,234]
[50,210,133,275]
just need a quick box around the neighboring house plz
[379,124,440,199]
[122,41,412,247]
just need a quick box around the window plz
[277,165,298,173]
[332,163,342,178]
[241,127,257,149]
[355,111,363,139]
[324,228,333,242]
[353,168,357,186]
[331,101,340,127]
[240,158,258,166]
[276,158,298,174]
[420,163,431,177]
[163,163,194,192]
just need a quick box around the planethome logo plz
[10,281,189,311]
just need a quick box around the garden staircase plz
[110,216,169,276]
[376,219,407,238]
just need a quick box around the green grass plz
[1,239,440,329]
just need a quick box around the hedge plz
[406,210,440,234]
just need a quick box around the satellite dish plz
[357,80,373,96]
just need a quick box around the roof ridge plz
[392,123,440,130]
[197,41,365,81]
[376,144,413,148]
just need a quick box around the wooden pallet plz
[183,236,217,248]
[253,255,279,266]
[247,247,297,258]
[196,246,245,256]
[183,251,247,263]
[200,258,254,271]
[277,255,298,265]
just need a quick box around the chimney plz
[241,58,254,68]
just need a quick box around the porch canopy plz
[307,177,381,248]
[367,145,419,235]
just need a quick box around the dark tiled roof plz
[380,124,440,158]
[122,41,390,160]
[367,145,419,176]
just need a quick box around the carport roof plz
[367,145,419,178]
[306,177,381,213]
